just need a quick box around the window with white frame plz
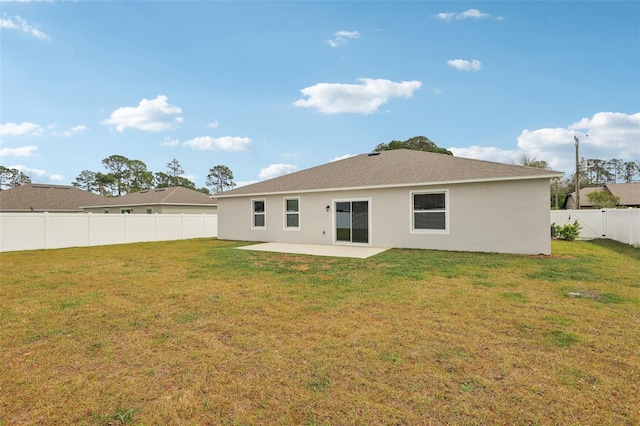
[412,191,448,232]
[252,199,266,228]
[284,198,300,229]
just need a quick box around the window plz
[121,208,132,214]
[103,209,109,214]
[252,199,266,228]
[412,191,448,232]
[284,198,299,229]
[146,208,153,214]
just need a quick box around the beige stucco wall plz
[217,178,553,255]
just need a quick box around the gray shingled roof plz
[82,186,217,207]
[218,149,564,197]
[0,184,106,212]
[605,183,640,206]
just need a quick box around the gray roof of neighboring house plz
[565,183,640,208]
[605,183,640,206]
[0,184,106,212]
[81,186,217,208]
[565,187,603,208]
[217,149,564,198]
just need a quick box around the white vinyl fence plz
[551,209,640,247]
[0,213,218,252]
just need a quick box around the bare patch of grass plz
[1,238,638,425]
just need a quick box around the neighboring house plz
[81,186,217,214]
[216,149,563,255]
[0,184,106,213]
[564,183,640,209]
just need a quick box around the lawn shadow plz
[584,239,640,261]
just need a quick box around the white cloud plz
[162,136,180,147]
[54,124,89,137]
[451,111,639,175]
[182,136,252,151]
[328,30,360,47]
[0,145,38,157]
[234,180,259,188]
[434,9,500,22]
[0,13,51,40]
[258,163,298,180]
[569,112,640,153]
[8,165,63,183]
[449,146,521,165]
[0,122,43,136]
[459,9,490,20]
[331,154,356,162]
[103,95,184,132]
[207,120,219,129]
[447,59,482,72]
[293,78,422,114]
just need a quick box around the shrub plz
[553,220,582,241]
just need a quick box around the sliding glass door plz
[335,200,369,244]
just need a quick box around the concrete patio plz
[237,242,388,259]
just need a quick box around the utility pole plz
[574,136,580,210]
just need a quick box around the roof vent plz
[368,152,381,156]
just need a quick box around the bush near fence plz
[550,209,639,247]
[0,213,218,252]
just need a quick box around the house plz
[81,186,217,214]
[216,149,564,255]
[564,183,640,209]
[0,184,106,213]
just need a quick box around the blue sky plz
[1,1,639,189]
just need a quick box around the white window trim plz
[283,197,300,231]
[251,198,266,230]
[331,197,373,246]
[409,189,450,235]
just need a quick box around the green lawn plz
[1,239,638,425]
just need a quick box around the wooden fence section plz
[0,213,218,252]
[551,209,640,247]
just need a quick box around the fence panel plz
[605,209,640,246]
[551,209,639,246]
[0,213,218,252]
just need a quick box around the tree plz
[518,153,549,169]
[101,155,130,196]
[127,159,153,193]
[374,136,453,155]
[206,165,236,194]
[607,159,623,183]
[95,172,117,196]
[622,161,639,183]
[72,170,98,193]
[154,172,172,188]
[155,171,197,190]
[0,166,31,189]
[587,190,620,209]
[166,158,184,187]
[586,159,612,186]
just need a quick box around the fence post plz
[43,212,49,249]
[88,212,92,247]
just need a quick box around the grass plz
[1,238,639,425]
